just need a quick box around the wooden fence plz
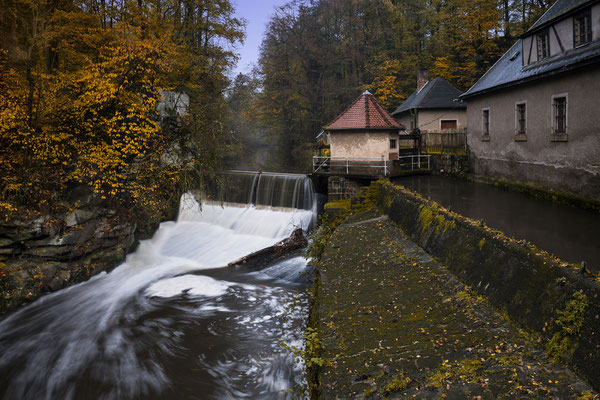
[422,130,467,155]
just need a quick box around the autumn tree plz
[0,0,244,221]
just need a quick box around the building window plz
[553,96,567,134]
[441,120,457,130]
[516,103,526,134]
[389,139,397,149]
[574,11,592,47]
[537,30,550,60]
[482,109,490,139]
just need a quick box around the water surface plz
[393,175,600,271]
[0,177,316,399]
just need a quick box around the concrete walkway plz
[317,210,595,398]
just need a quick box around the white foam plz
[145,275,232,298]
[0,189,316,399]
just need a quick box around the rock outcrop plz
[0,185,179,316]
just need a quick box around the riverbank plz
[313,207,595,398]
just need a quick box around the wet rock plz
[65,209,101,228]
[49,270,71,291]
[0,238,15,247]
[0,206,139,315]
[40,261,62,280]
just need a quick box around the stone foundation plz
[327,176,366,201]
[429,154,469,175]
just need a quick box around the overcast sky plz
[231,0,289,77]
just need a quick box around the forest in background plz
[0,0,243,220]
[226,0,556,173]
[0,0,557,218]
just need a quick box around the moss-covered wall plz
[374,180,600,389]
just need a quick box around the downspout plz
[410,108,420,156]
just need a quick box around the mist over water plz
[0,173,317,399]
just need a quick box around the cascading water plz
[0,172,317,399]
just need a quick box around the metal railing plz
[395,154,431,171]
[313,156,389,175]
[312,154,431,176]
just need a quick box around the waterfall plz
[211,170,317,211]
[0,171,317,400]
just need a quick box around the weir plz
[212,170,317,211]
[0,171,316,399]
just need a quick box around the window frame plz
[481,108,490,141]
[440,119,458,131]
[537,30,550,60]
[551,93,568,141]
[389,138,397,149]
[514,101,527,141]
[573,9,592,48]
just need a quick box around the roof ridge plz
[325,91,403,130]
[416,77,440,108]
[370,95,395,127]
[461,40,521,98]
[365,94,370,127]
[529,1,557,30]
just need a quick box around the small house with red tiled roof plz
[324,91,405,161]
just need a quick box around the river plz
[0,173,316,399]
[393,175,600,271]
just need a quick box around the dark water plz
[0,173,317,399]
[393,175,600,271]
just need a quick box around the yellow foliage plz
[0,1,243,219]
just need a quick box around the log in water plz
[0,172,316,399]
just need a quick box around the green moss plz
[364,387,377,397]
[427,358,486,388]
[546,333,573,363]
[578,392,599,400]
[382,373,411,394]
[418,203,456,235]
[546,290,589,363]
[556,290,589,335]
[478,238,486,249]
[324,199,351,210]
[419,205,435,231]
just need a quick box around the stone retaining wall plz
[327,176,365,201]
[429,154,469,175]
[375,180,600,388]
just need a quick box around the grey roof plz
[527,0,594,33]
[391,77,466,115]
[462,0,600,99]
[462,34,600,99]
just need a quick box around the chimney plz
[417,69,428,91]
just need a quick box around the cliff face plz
[0,189,176,316]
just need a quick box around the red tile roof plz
[325,91,404,131]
